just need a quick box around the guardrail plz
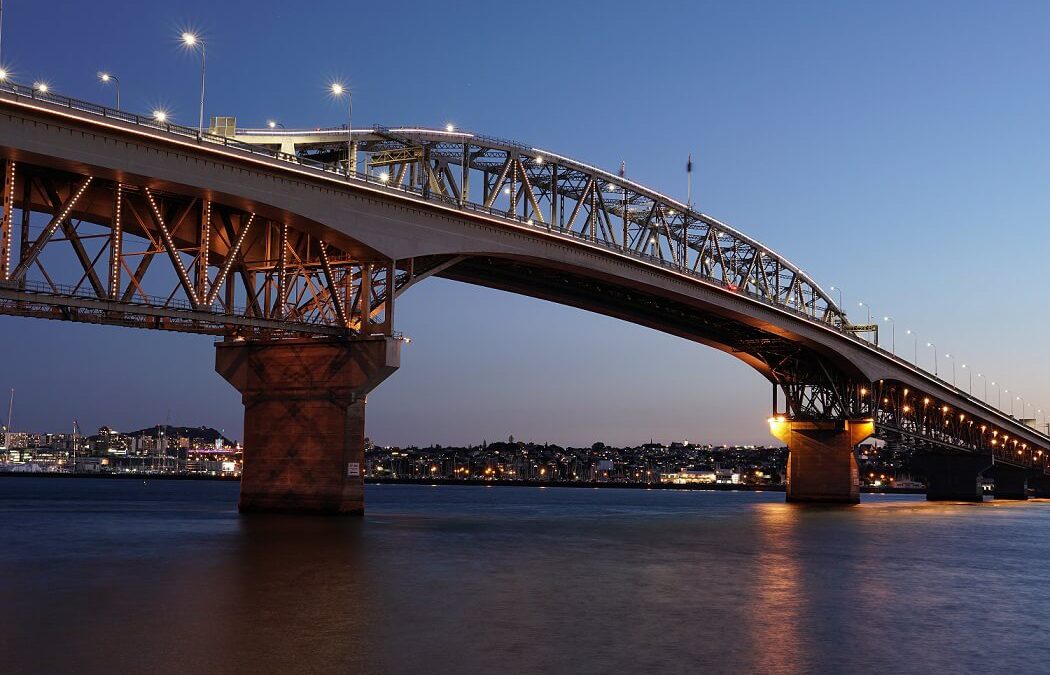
[3,80,1047,445]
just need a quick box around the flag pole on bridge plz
[687,154,693,209]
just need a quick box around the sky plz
[2,0,1049,446]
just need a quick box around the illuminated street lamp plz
[960,363,972,395]
[33,81,48,93]
[97,72,120,108]
[152,109,168,123]
[329,82,352,176]
[0,69,8,82]
[883,316,895,355]
[829,285,843,308]
[976,372,986,401]
[180,31,206,135]
[944,353,956,387]
[906,329,918,365]
[991,381,1001,410]
[926,342,938,377]
[267,120,285,129]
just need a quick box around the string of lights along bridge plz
[0,31,1048,511]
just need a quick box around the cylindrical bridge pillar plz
[769,419,874,504]
[215,337,399,514]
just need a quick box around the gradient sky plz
[2,0,1049,446]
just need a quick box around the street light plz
[906,329,918,365]
[152,109,168,123]
[33,81,49,93]
[330,82,352,176]
[960,363,972,394]
[944,353,956,387]
[829,285,843,308]
[857,301,871,324]
[926,342,938,377]
[883,316,895,355]
[991,381,1001,411]
[976,373,986,401]
[97,72,120,108]
[180,31,206,135]
[0,69,8,82]
[267,120,285,129]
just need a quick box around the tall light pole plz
[97,72,120,108]
[330,82,352,176]
[829,285,843,309]
[906,329,918,365]
[977,372,986,401]
[992,381,1001,410]
[944,353,956,387]
[883,316,895,354]
[858,301,871,324]
[960,363,972,394]
[181,32,206,135]
[926,342,938,377]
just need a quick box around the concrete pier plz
[769,419,873,504]
[216,337,399,515]
[985,462,1040,500]
[912,452,992,502]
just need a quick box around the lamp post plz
[97,72,120,108]
[944,353,956,387]
[992,381,1001,411]
[181,32,206,135]
[926,342,938,377]
[976,372,986,401]
[906,329,918,365]
[960,363,972,394]
[883,316,895,354]
[829,285,843,309]
[267,120,285,129]
[330,82,352,176]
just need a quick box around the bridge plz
[1,81,1047,512]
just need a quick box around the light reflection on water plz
[2,479,1050,674]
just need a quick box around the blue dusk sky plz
[2,0,1048,446]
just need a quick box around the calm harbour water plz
[2,478,1050,674]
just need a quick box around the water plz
[2,478,1049,674]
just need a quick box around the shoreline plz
[0,471,926,494]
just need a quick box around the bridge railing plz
[5,80,1049,443]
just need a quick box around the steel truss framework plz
[0,83,1047,474]
[0,161,401,339]
[284,126,849,330]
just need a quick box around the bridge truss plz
[0,82,1047,473]
[0,160,398,339]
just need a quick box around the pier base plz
[1029,475,1050,498]
[985,463,1040,500]
[912,453,992,502]
[769,419,873,504]
[216,337,399,515]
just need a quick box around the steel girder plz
[0,161,398,339]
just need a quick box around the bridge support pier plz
[1029,475,1050,498]
[912,453,992,502]
[216,337,399,515]
[769,419,873,504]
[985,463,1040,500]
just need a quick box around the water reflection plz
[3,479,1050,674]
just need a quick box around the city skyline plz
[2,0,1049,446]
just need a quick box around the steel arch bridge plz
[0,81,1046,508]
